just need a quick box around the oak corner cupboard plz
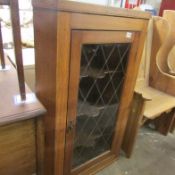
[32,0,150,174]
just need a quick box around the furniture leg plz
[122,93,146,158]
[154,109,175,136]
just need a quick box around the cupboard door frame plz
[64,30,140,175]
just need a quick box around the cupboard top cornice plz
[32,0,151,20]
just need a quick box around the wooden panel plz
[135,81,175,119]
[71,13,146,31]
[144,88,175,119]
[35,117,45,175]
[0,119,36,175]
[74,31,134,43]
[122,93,146,158]
[32,4,150,175]
[32,0,150,20]
[149,17,169,85]
[167,45,175,75]
[64,31,81,175]
[112,22,147,155]
[73,153,117,175]
[65,31,131,175]
[33,8,57,175]
[54,12,71,175]
[149,13,175,96]
[137,19,153,83]
[64,28,147,174]
[154,15,173,74]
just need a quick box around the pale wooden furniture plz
[167,45,175,75]
[122,12,175,158]
[32,0,150,174]
[149,10,175,96]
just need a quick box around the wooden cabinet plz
[32,1,150,174]
[65,31,141,175]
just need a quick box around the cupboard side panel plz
[55,12,71,175]
[33,9,57,175]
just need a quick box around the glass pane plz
[72,43,131,168]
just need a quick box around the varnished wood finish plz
[33,8,57,175]
[32,0,150,19]
[55,12,71,175]
[70,13,146,31]
[33,1,149,174]
[112,28,147,156]
[0,21,5,69]
[0,120,36,175]
[122,93,146,158]
[73,153,117,175]
[71,31,134,44]
[10,0,26,100]
[0,57,46,126]
[64,31,81,175]
[64,31,136,175]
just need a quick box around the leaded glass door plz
[64,31,139,175]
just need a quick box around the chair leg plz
[154,109,175,136]
[170,114,175,133]
[122,93,146,158]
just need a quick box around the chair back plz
[0,0,26,100]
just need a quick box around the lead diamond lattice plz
[72,43,131,168]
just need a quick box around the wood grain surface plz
[149,12,175,96]
[32,0,150,20]
[0,119,36,175]
[33,8,58,175]
[0,57,46,126]
[33,4,150,174]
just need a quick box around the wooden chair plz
[122,11,175,158]
[0,4,35,91]
[167,45,175,75]
[149,10,175,96]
